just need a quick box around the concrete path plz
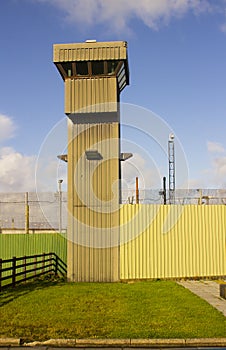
[2,337,226,348]
[178,280,226,317]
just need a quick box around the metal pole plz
[168,133,175,204]
[163,176,166,205]
[58,180,63,233]
[25,192,29,234]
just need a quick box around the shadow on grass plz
[0,274,66,308]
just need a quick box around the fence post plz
[12,256,16,287]
[55,254,58,276]
[0,258,2,292]
[23,256,27,281]
[42,253,45,274]
[34,255,37,276]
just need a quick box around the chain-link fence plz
[0,192,67,231]
[0,189,226,231]
[122,188,226,205]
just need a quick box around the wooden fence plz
[0,252,67,291]
[0,233,67,263]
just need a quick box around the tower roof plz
[53,41,128,62]
[53,40,129,90]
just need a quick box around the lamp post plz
[25,192,29,234]
[58,179,63,233]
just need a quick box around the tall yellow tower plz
[53,40,129,282]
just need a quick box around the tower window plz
[76,62,88,75]
[107,61,120,75]
[92,61,104,75]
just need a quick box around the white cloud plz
[207,141,226,154]
[0,115,37,192]
[121,152,161,189]
[180,140,226,189]
[35,157,67,192]
[0,147,36,192]
[0,147,67,193]
[36,0,213,32]
[200,141,226,188]
[211,156,226,187]
[0,114,16,142]
[207,142,226,188]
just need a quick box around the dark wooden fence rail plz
[0,252,67,291]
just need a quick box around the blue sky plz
[1,0,226,192]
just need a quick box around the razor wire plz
[0,190,226,231]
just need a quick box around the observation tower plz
[53,40,129,281]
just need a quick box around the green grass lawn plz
[0,278,226,342]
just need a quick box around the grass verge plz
[0,278,226,342]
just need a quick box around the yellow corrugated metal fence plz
[120,205,226,280]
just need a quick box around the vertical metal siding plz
[53,42,127,62]
[67,122,120,282]
[0,233,67,264]
[65,77,117,114]
[120,204,226,280]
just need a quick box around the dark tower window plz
[76,62,88,75]
[92,61,104,75]
[108,61,119,75]
[62,62,72,77]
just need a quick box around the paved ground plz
[1,348,226,350]
[178,280,226,317]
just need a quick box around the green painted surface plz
[0,233,67,263]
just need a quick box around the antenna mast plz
[168,133,175,204]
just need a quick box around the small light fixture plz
[120,153,133,161]
[57,154,68,162]
[85,150,103,161]
[169,133,175,141]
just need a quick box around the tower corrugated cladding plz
[53,41,129,282]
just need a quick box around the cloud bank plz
[0,114,36,192]
[0,146,36,192]
[37,0,213,32]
